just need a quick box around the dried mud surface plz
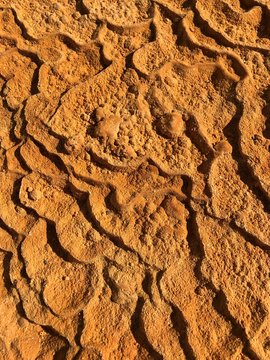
[0,0,270,359]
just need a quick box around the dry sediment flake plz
[0,1,270,359]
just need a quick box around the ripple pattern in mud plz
[1,1,270,359]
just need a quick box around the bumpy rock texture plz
[0,0,270,359]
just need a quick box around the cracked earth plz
[0,0,270,359]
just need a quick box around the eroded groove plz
[0,218,19,239]
[180,183,250,353]
[8,110,21,145]
[1,250,13,292]
[142,271,153,301]
[17,240,31,283]
[18,102,29,140]
[66,183,138,257]
[181,176,207,264]
[29,136,70,175]
[8,7,36,41]
[188,1,269,53]
[192,3,235,48]
[223,100,270,213]
[39,282,60,318]
[230,222,270,252]
[239,0,257,10]
[102,259,120,302]
[180,18,249,79]
[11,177,39,221]
[154,1,184,20]
[240,0,270,39]
[85,192,154,268]
[17,49,43,95]
[75,0,89,15]
[41,326,70,359]
[170,304,196,360]
[53,347,70,360]
[0,81,15,113]
[15,145,32,172]
[213,290,259,360]
[262,87,270,139]
[46,221,83,264]
[185,114,213,156]
[83,147,129,172]
[59,34,82,52]
[131,297,163,360]
[203,208,270,252]
[184,115,215,196]
[74,311,84,348]
[73,349,83,360]
[15,295,36,325]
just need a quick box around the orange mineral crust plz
[0,1,270,359]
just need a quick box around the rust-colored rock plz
[0,1,270,359]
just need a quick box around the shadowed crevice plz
[170,304,196,360]
[41,326,70,360]
[46,221,83,264]
[7,7,36,41]
[131,297,163,360]
[1,251,13,292]
[75,0,89,16]
[223,100,270,213]
[74,311,85,348]
[213,290,259,360]
[229,222,270,251]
